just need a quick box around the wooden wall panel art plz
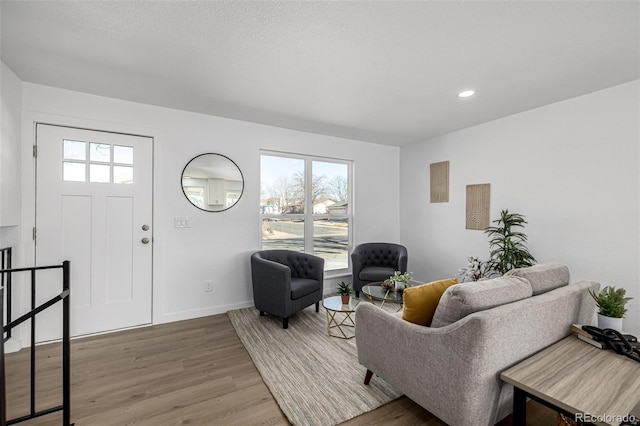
[430,161,449,203]
[466,183,490,230]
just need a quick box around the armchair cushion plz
[359,266,396,281]
[431,276,532,327]
[402,278,458,326]
[290,278,321,300]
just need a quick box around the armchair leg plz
[355,290,360,298]
[315,302,319,312]
[364,369,373,385]
[283,317,289,329]
[259,311,265,316]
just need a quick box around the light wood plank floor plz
[4,313,556,425]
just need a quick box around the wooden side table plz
[501,336,640,426]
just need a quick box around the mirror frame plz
[181,153,244,212]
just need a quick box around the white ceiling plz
[1,1,638,146]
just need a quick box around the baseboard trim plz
[159,301,255,324]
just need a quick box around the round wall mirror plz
[181,153,244,212]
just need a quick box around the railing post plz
[1,285,6,426]
[0,248,10,339]
[62,261,71,426]
[29,269,36,417]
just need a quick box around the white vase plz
[597,313,623,332]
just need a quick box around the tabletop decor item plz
[588,285,632,332]
[337,281,353,304]
[381,271,413,292]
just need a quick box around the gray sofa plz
[355,263,599,426]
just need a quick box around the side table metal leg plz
[513,387,527,426]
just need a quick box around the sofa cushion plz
[359,266,395,282]
[506,263,570,295]
[430,276,532,327]
[402,278,458,326]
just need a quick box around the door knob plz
[141,237,150,244]
[142,224,149,231]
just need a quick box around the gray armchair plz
[351,243,408,297]
[250,250,324,329]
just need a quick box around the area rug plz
[228,303,401,426]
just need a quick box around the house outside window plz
[260,152,352,273]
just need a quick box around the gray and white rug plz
[228,303,401,426]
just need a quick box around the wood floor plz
[4,313,556,425]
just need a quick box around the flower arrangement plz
[381,271,413,291]
[458,256,492,282]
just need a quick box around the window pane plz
[90,164,110,183]
[113,145,133,164]
[314,218,348,270]
[261,218,304,252]
[113,166,133,184]
[260,155,305,214]
[90,143,111,162]
[63,162,86,182]
[312,161,348,214]
[63,140,86,160]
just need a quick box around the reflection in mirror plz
[181,153,244,212]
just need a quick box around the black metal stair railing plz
[1,253,72,426]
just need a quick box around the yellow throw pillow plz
[402,278,458,326]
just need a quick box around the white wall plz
[1,62,23,351]
[18,82,400,327]
[0,62,22,228]
[400,80,640,336]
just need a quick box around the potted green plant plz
[588,286,632,332]
[337,281,353,304]
[457,256,492,282]
[381,271,413,292]
[485,209,536,275]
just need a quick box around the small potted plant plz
[588,286,632,332]
[457,256,493,282]
[382,271,413,292]
[337,281,353,304]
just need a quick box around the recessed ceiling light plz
[458,90,476,98]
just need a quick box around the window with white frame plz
[260,152,352,273]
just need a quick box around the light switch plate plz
[174,217,191,228]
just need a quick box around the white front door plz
[35,124,153,341]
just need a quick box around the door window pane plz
[90,164,110,183]
[63,162,86,182]
[114,145,134,164]
[260,156,305,214]
[90,143,111,162]
[113,166,133,184]
[314,218,348,271]
[63,140,86,160]
[261,218,305,252]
